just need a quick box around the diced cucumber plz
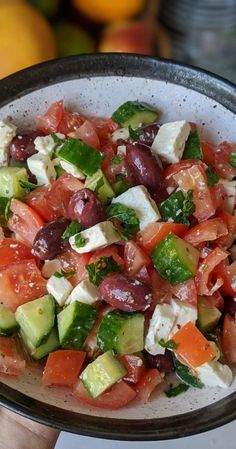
[0,305,19,335]
[97,310,144,355]
[197,296,221,332]
[152,233,200,285]
[113,179,130,196]
[174,358,204,388]
[182,130,202,160]
[57,301,97,349]
[21,327,59,360]
[0,167,28,198]
[159,190,195,224]
[85,169,115,204]
[112,101,159,129]
[229,152,236,168]
[15,295,55,348]
[57,138,105,176]
[80,350,127,398]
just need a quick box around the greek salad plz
[0,99,236,409]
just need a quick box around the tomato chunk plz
[36,100,63,134]
[73,379,136,409]
[173,322,216,367]
[201,141,215,166]
[89,245,124,269]
[164,159,206,188]
[43,350,86,387]
[195,247,229,296]
[138,222,188,252]
[222,314,236,364]
[27,185,55,222]
[8,199,45,246]
[0,238,32,268]
[214,261,236,297]
[183,218,228,247]
[75,120,100,149]
[0,259,47,312]
[119,354,145,383]
[59,249,91,287]
[0,337,25,376]
[216,212,236,249]
[124,241,150,277]
[57,110,84,135]
[135,368,163,403]
[214,141,236,181]
[44,173,84,219]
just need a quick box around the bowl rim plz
[0,53,236,441]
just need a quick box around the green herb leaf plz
[113,179,130,196]
[74,233,86,248]
[62,220,82,239]
[0,197,11,226]
[116,228,133,241]
[85,256,122,286]
[174,358,204,389]
[182,190,195,220]
[206,166,220,187]
[115,173,125,181]
[55,165,65,178]
[18,179,41,192]
[159,190,195,224]
[95,176,105,193]
[159,339,178,350]
[128,125,143,142]
[54,270,76,279]
[182,130,203,160]
[165,383,189,398]
[51,133,64,145]
[229,152,236,168]
[106,202,140,235]
[112,155,123,165]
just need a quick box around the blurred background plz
[0,0,236,82]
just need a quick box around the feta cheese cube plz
[145,303,177,355]
[151,120,191,164]
[0,120,17,167]
[196,359,233,388]
[69,221,120,254]
[66,279,100,305]
[112,185,161,230]
[42,259,62,279]
[34,133,65,156]
[27,153,56,185]
[117,145,127,156]
[46,274,73,306]
[60,159,85,180]
[111,128,129,143]
[218,179,236,215]
[170,299,197,336]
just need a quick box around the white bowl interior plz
[1,75,236,420]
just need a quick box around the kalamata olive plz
[67,188,104,228]
[126,143,164,192]
[137,122,159,147]
[224,297,236,318]
[99,273,152,312]
[9,131,42,161]
[32,218,70,260]
[144,350,174,374]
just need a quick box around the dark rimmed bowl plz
[0,54,236,441]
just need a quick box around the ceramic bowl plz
[0,54,236,440]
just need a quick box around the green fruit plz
[28,0,60,18]
[54,21,95,57]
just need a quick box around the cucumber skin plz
[21,328,59,360]
[152,233,199,285]
[58,138,105,176]
[58,301,97,349]
[174,358,204,389]
[111,101,158,129]
[0,305,19,336]
[0,167,28,199]
[97,310,144,355]
[85,169,115,205]
[182,130,203,160]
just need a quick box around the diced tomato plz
[43,350,86,387]
[44,173,84,219]
[222,314,236,364]
[73,379,136,409]
[195,247,229,296]
[210,183,227,211]
[119,354,145,383]
[201,141,215,166]
[101,142,116,171]
[89,245,124,269]
[91,117,119,145]
[36,100,63,134]
[0,337,25,376]
[59,249,90,287]
[164,159,206,188]
[0,238,32,268]
[74,120,100,149]
[124,241,150,277]
[57,110,84,135]
[173,322,217,368]
[26,185,56,222]
[135,368,163,402]
[215,212,236,249]
[0,259,47,312]
[214,260,236,297]
[183,218,228,247]
[8,199,45,246]
[149,269,172,305]
[138,222,188,253]
[173,164,215,222]
[171,279,197,307]
[204,291,224,311]
[213,141,236,181]
[189,122,198,131]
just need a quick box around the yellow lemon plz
[72,0,145,23]
[0,1,56,79]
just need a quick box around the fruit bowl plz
[0,53,236,440]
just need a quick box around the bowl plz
[0,53,236,441]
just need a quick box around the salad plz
[0,99,236,410]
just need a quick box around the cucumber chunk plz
[15,295,55,348]
[21,328,59,360]
[57,301,97,349]
[85,169,115,204]
[0,305,19,335]
[112,101,159,129]
[152,233,200,285]
[0,167,28,198]
[197,296,221,332]
[80,350,127,398]
[182,130,202,160]
[97,310,144,355]
[58,138,105,176]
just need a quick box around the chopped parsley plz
[54,270,76,279]
[0,196,11,226]
[159,190,195,224]
[182,130,203,160]
[165,383,189,398]
[112,155,123,165]
[18,179,41,192]
[85,256,122,286]
[206,166,220,187]
[159,339,178,350]
[106,202,140,235]
[128,125,144,142]
[74,233,86,248]
[62,220,82,239]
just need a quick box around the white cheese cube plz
[66,279,100,305]
[145,303,177,355]
[111,127,129,143]
[0,120,17,167]
[151,120,191,163]
[112,185,161,230]
[218,179,236,215]
[117,145,127,156]
[196,360,233,388]
[46,274,73,306]
[42,259,62,279]
[60,159,85,180]
[34,133,65,156]
[69,221,120,254]
[170,299,197,336]
[27,153,56,185]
